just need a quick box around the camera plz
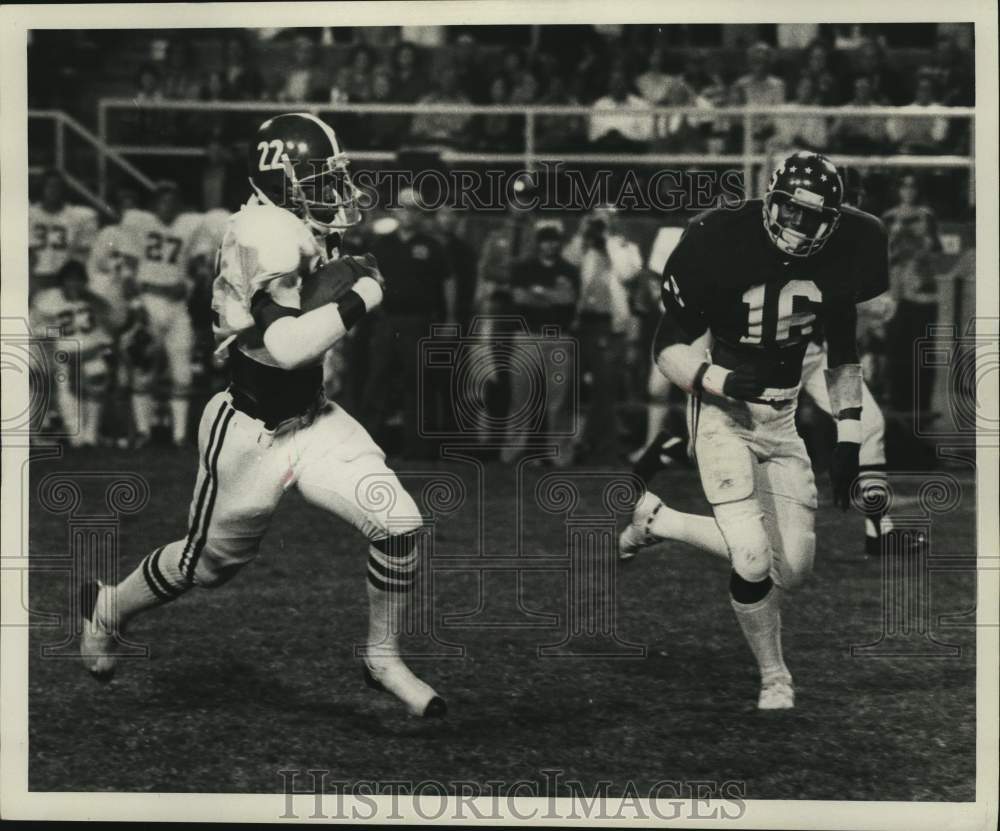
[418,317,578,440]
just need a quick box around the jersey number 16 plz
[740,280,823,346]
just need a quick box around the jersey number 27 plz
[740,280,822,345]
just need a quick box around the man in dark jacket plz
[362,189,451,458]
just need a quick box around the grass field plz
[27,444,977,800]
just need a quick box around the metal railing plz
[96,98,975,201]
[29,109,158,216]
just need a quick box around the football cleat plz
[362,657,446,719]
[618,490,666,561]
[757,676,795,710]
[80,580,116,683]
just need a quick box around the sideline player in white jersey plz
[618,153,888,710]
[29,170,98,294]
[121,183,203,446]
[80,112,446,719]
[29,260,114,446]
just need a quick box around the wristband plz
[700,364,731,397]
[337,291,367,330]
[352,275,384,310]
[692,362,711,393]
[837,418,862,444]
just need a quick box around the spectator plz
[500,222,580,466]
[130,62,169,141]
[346,44,375,101]
[277,34,322,102]
[368,65,408,149]
[501,47,526,88]
[732,42,786,147]
[854,37,905,105]
[800,40,842,105]
[771,74,829,152]
[882,175,942,418]
[588,68,654,151]
[685,51,730,152]
[831,75,891,153]
[392,41,426,103]
[510,69,540,105]
[409,64,473,146]
[221,37,264,100]
[472,74,520,151]
[635,48,695,144]
[886,73,950,154]
[361,189,452,459]
[434,208,478,329]
[326,65,352,104]
[452,32,488,102]
[161,40,203,100]
[135,62,164,104]
[200,133,242,211]
[924,34,974,106]
[683,49,726,99]
[472,174,539,449]
[573,37,610,104]
[535,75,586,152]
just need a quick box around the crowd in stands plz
[107,24,973,158]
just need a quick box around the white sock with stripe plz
[365,535,419,667]
[105,540,190,629]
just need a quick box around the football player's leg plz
[620,394,723,560]
[164,306,195,445]
[801,345,890,554]
[499,335,535,464]
[79,348,111,446]
[695,410,791,703]
[756,443,818,593]
[628,363,672,464]
[52,337,82,445]
[294,407,444,717]
[857,383,891,557]
[83,396,279,680]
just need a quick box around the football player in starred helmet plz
[81,112,446,719]
[247,112,363,237]
[618,150,889,711]
[762,151,844,257]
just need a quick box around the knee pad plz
[713,499,773,583]
[773,522,816,591]
[730,569,773,604]
[367,530,420,593]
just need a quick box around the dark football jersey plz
[661,199,887,388]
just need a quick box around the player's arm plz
[824,297,863,510]
[260,271,383,370]
[653,255,765,401]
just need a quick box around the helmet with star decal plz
[763,151,844,258]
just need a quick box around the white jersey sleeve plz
[211,202,323,359]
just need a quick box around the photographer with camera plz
[564,207,643,465]
[499,221,580,466]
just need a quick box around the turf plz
[26,445,977,799]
